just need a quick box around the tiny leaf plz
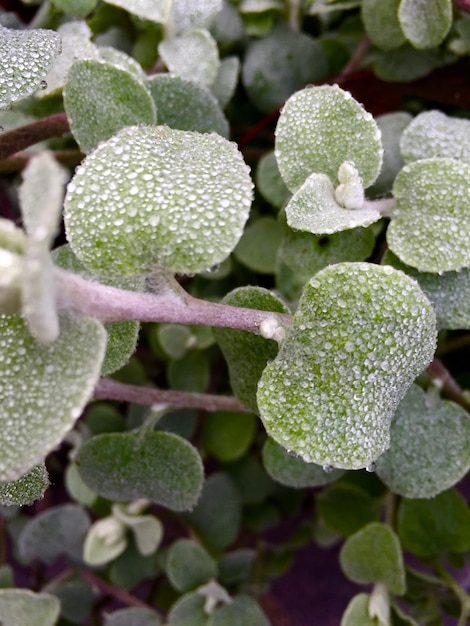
[340,594,377,626]
[166,539,218,592]
[398,0,452,49]
[0,464,49,507]
[83,516,127,566]
[75,431,204,511]
[203,411,258,462]
[0,589,60,626]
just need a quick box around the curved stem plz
[94,378,250,413]
[0,113,70,161]
[427,358,470,412]
[434,562,470,626]
[81,569,159,612]
[0,150,83,174]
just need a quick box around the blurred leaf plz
[51,0,98,17]
[340,593,376,626]
[227,456,276,504]
[370,45,448,81]
[167,591,208,625]
[203,411,258,462]
[361,0,405,51]
[171,0,222,35]
[104,607,161,626]
[0,464,49,507]
[233,217,282,274]
[104,0,172,23]
[398,0,452,49]
[83,516,127,566]
[158,324,194,360]
[256,151,291,210]
[47,575,94,624]
[210,595,270,625]
[0,589,60,626]
[64,463,97,507]
[168,350,210,392]
[211,56,239,109]
[166,539,218,592]
[109,539,161,589]
[218,549,256,585]
[159,29,220,88]
[316,483,380,537]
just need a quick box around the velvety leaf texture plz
[0,590,60,626]
[64,125,253,276]
[274,85,383,192]
[361,0,405,51]
[257,263,437,469]
[0,464,49,507]
[166,539,217,592]
[0,315,106,482]
[398,0,452,49]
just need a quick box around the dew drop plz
[286,449,298,458]
[366,462,376,473]
[322,464,334,473]
[39,80,47,90]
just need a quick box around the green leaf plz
[340,594,377,626]
[233,217,282,273]
[397,489,470,557]
[109,540,160,589]
[166,539,218,592]
[147,74,228,137]
[315,483,380,537]
[361,0,405,51]
[0,25,61,108]
[218,549,256,585]
[262,438,344,488]
[157,324,193,359]
[64,463,97,506]
[104,0,172,23]
[370,45,447,82]
[211,56,239,109]
[0,314,106,481]
[400,110,470,165]
[0,589,60,626]
[158,29,220,88]
[112,504,163,556]
[167,591,208,626]
[183,472,241,552]
[375,385,470,498]
[382,251,470,330]
[283,172,381,235]
[19,504,90,564]
[242,23,328,114]
[256,151,292,210]
[340,522,406,594]
[171,0,222,34]
[398,0,452,49]
[257,263,436,470]
[63,59,156,153]
[203,412,258,462]
[210,595,270,626]
[227,456,275,505]
[0,464,49,507]
[47,575,94,624]
[83,516,128,566]
[213,286,290,412]
[387,158,470,272]
[64,125,253,276]
[105,607,162,626]
[52,0,98,17]
[168,351,210,392]
[75,431,204,510]
[274,85,383,192]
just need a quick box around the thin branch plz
[94,378,251,412]
[0,113,70,161]
[81,569,158,612]
[426,358,470,412]
[336,37,372,84]
[0,149,83,174]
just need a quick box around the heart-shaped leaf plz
[75,431,204,511]
[0,314,106,482]
[257,263,436,469]
[376,385,470,498]
[64,125,253,277]
[398,0,452,49]
[387,158,470,272]
[0,25,61,109]
[0,464,49,507]
[274,85,383,192]
[0,590,60,626]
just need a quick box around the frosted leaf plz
[275,85,383,193]
[242,23,328,114]
[387,158,470,272]
[104,0,172,23]
[64,59,156,153]
[19,152,67,344]
[361,0,405,51]
[400,110,470,165]
[51,0,98,17]
[83,516,127,566]
[170,0,222,34]
[382,251,470,330]
[257,263,437,470]
[64,125,253,276]
[0,24,61,109]
[0,314,106,482]
[284,172,381,235]
[398,0,452,49]
[0,590,60,626]
[0,464,49,506]
[262,438,344,488]
[376,385,470,498]
[96,47,147,81]
[158,29,220,88]
[147,74,229,137]
[211,56,240,109]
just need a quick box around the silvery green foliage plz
[0,25,61,108]
[400,110,470,164]
[398,0,452,49]
[104,0,172,23]
[257,263,436,470]
[166,539,217,592]
[387,158,470,272]
[83,515,127,566]
[159,29,220,88]
[256,151,291,210]
[0,464,49,506]
[0,315,106,482]
[361,0,405,51]
[51,0,98,17]
[104,607,161,626]
[170,0,222,34]
[64,125,253,276]
[376,385,470,498]
[340,594,377,626]
[211,56,239,109]
[0,590,60,626]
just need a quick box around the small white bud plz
[259,317,286,343]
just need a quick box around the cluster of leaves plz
[0,0,470,625]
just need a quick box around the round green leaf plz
[0,314,106,481]
[256,151,292,210]
[158,29,220,88]
[262,438,344,488]
[64,125,253,276]
[75,431,204,511]
[147,74,228,137]
[167,591,208,626]
[213,286,290,412]
[398,0,452,49]
[242,23,328,114]
[340,522,406,594]
[316,483,380,537]
[361,0,405,51]
[387,158,470,272]
[0,25,61,108]
[400,110,470,165]
[64,59,156,153]
[257,263,437,470]
[0,590,60,626]
[211,595,270,626]
[203,412,258,462]
[274,85,383,192]
[105,607,161,626]
[376,385,470,498]
[0,464,49,507]
[233,217,282,274]
[397,489,470,557]
[166,539,218,592]
[340,594,377,626]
